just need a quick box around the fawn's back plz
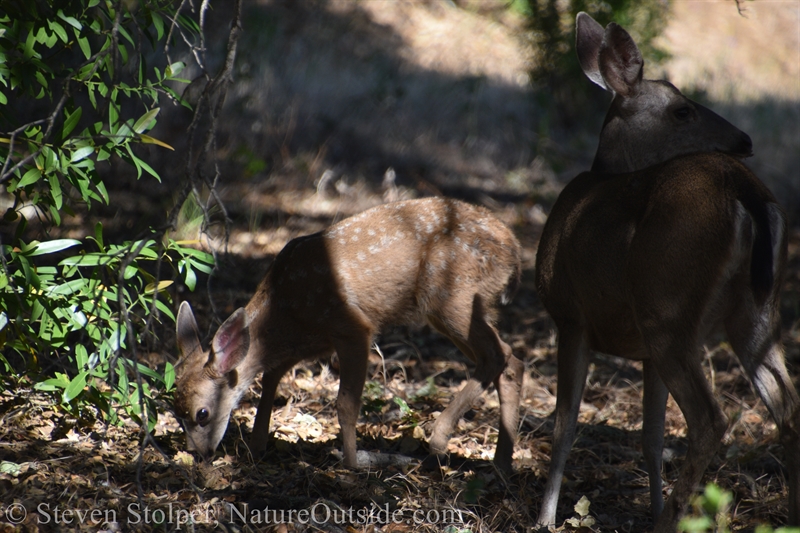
[264,197,521,332]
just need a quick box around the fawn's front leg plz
[249,360,299,455]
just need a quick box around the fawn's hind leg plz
[428,294,520,471]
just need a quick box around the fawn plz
[174,197,524,471]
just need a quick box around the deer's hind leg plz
[644,327,729,533]
[642,360,669,520]
[536,323,592,528]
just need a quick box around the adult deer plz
[534,12,799,532]
[174,197,524,472]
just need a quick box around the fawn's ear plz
[176,301,201,359]
[210,308,250,375]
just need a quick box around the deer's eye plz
[196,408,210,426]
[673,106,692,120]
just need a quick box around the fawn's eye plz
[673,106,692,120]
[196,408,210,426]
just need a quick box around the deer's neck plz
[591,116,655,175]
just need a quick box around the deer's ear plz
[598,22,643,97]
[176,301,201,359]
[210,308,250,375]
[575,12,608,90]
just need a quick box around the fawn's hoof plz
[428,433,449,455]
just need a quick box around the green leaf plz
[35,70,48,88]
[116,122,132,142]
[126,145,142,178]
[123,264,138,279]
[43,147,58,172]
[48,20,68,43]
[155,299,175,321]
[0,92,7,105]
[182,247,215,265]
[393,396,412,416]
[117,24,134,46]
[117,42,128,64]
[71,146,94,162]
[132,107,159,134]
[77,35,91,60]
[49,173,63,209]
[137,363,162,382]
[94,179,109,204]
[24,29,38,60]
[678,516,714,533]
[46,278,89,296]
[109,103,118,132]
[49,205,62,226]
[57,10,83,30]
[0,461,22,476]
[94,222,104,251]
[28,239,81,256]
[136,157,160,181]
[35,26,48,44]
[96,147,111,162]
[184,263,197,291]
[70,167,91,201]
[128,240,158,258]
[152,12,165,40]
[164,362,175,391]
[63,371,88,402]
[35,373,71,391]
[60,253,113,267]
[75,345,89,370]
[15,167,42,188]
[44,29,58,48]
[165,62,185,78]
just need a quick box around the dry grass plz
[659,1,800,102]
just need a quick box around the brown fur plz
[174,197,523,471]
[535,13,799,532]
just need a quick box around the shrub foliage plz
[0,0,237,430]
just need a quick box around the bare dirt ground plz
[2,1,800,532]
